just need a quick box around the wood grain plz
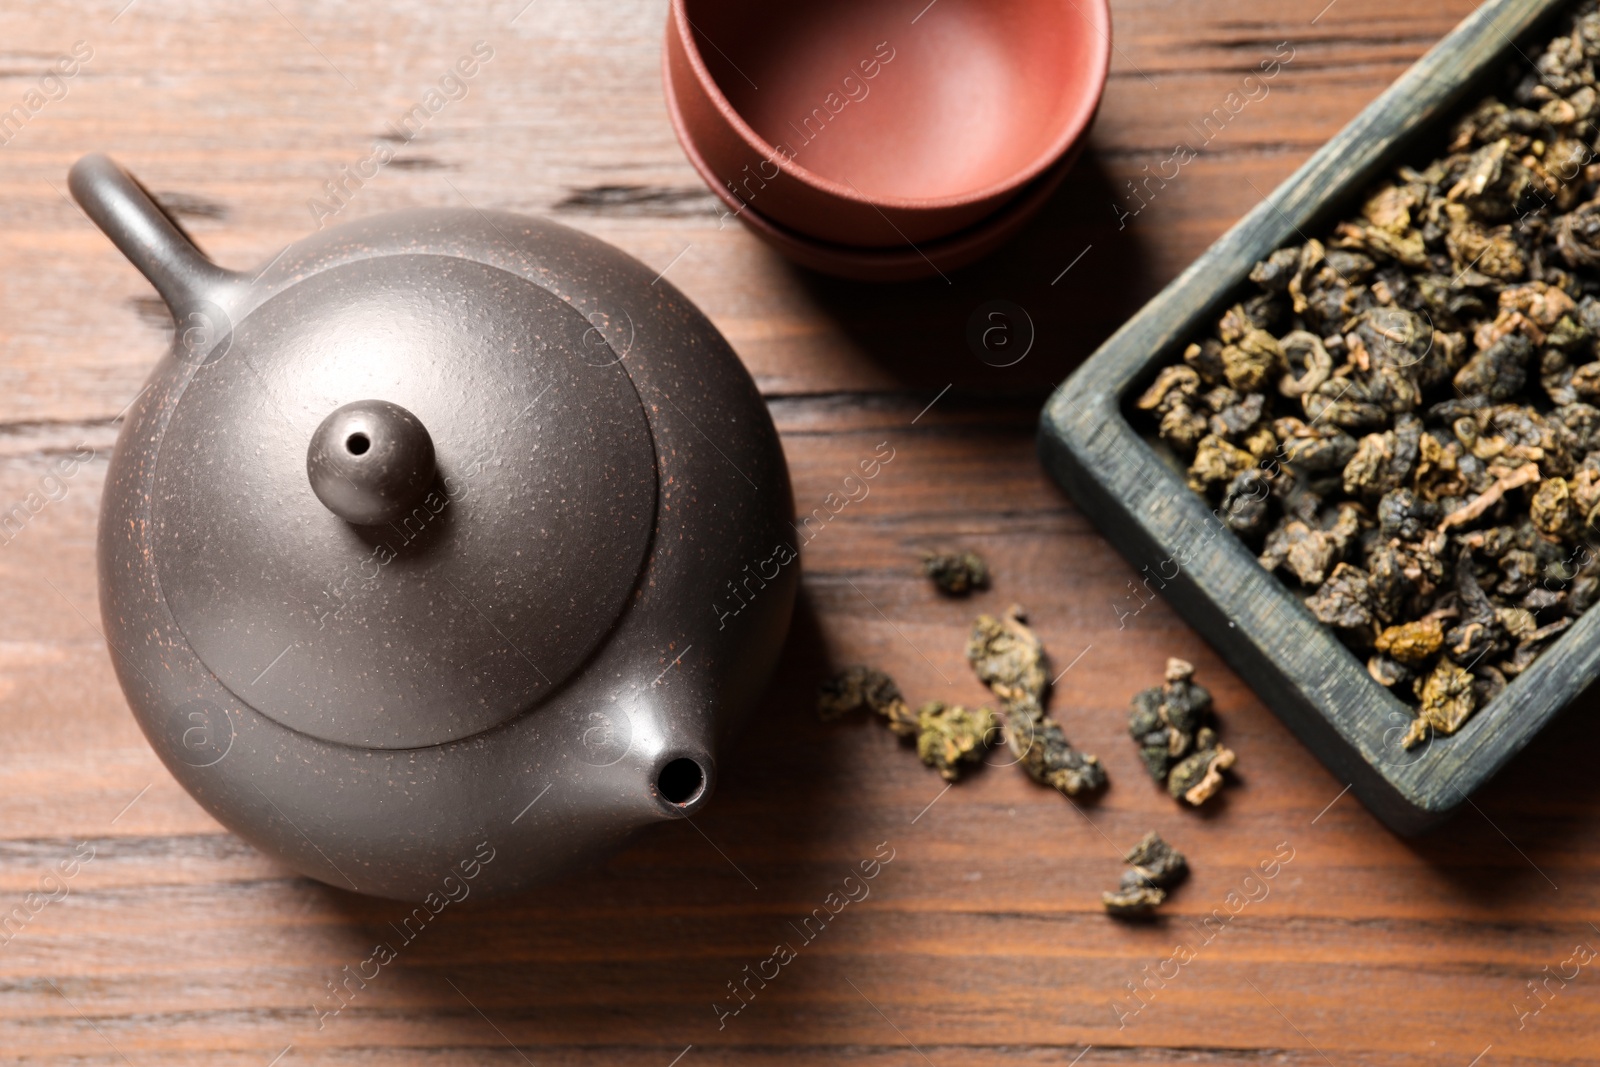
[3,0,1598,1064]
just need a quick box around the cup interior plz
[683,0,1103,205]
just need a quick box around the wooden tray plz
[1039,0,1575,834]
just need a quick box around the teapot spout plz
[651,750,714,814]
[68,154,246,325]
[599,686,718,819]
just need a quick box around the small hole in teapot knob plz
[307,400,435,526]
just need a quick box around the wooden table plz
[2,1,1597,1063]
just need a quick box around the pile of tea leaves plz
[1143,2,1600,746]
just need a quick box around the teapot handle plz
[67,153,244,320]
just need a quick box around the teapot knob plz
[306,400,437,526]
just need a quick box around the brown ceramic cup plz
[667,79,1085,281]
[664,0,1111,249]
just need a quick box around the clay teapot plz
[69,154,796,901]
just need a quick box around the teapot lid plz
[150,253,657,749]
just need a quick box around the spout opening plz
[655,756,707,808]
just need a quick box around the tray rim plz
[1039,0,1585,833]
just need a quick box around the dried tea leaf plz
[1443,549,1505,663]
[1159,658,1211,730]
[966,605,1048,716]
[1102,883,1167,916]
[1403,659,1477,748]
[1136,365,1202,411]
[1375,618,1445,665]
[1221,470,1273,537]
[922,550,988,596]
[818,666,902,721]
[1103,832,1188,917]
[914,702,997,781]
[1274,416,1358,471]
[1376,488,1439,541]
[1305,562,1375,630]
[1125,830,1189,888]
[1368,654,1415,688]
[880,698,920,738]
[1342,414,1422,500]
[966,607,1106,799]
[1188,434,1258,493]
[1184,339,1228,385]
[1167,728,1237,806]
[1128,660,1233,805]
[1530,476,1578,540]
[1221,329,1285,392]
[1279,331,1334,397]
[1014,715,1106,797]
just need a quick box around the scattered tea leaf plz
[1167,728,1238,806]
[1125,830,1189,888]
[819,667,993,781]
[967,606,1105,797]
[817,665,902,721]
[966,605,1048,718]
[1103,831,1188,917]
[1127,659,1234,806]
[915,701,998,781]
[1012,715,1106,797]
[922,550,988,596]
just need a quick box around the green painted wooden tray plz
[1039,0,1576,833]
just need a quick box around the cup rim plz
[668,60,1088,279]
[669,0,1111,214]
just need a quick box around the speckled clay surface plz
[70,153,797,901]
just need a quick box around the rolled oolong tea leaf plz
[817,665,904,721]
[816,664,916,735]
[1125,830,1189,888]
[1128,687,1175,780]
[1403,659,1476,749]
[914,701,998,781]
[1304,562,1376,631]
[966,604,1107,796]
[1126,657,1213,781]
[1013,715,1106,797]
[922,550,989,596]
[967,606,1106,797]
[1368,654,1415,689]
[1141,2,1600,733]
[967,607,1045,701]
[817,667,992,780]
[1101,883,1167,916]
[966,604,1048,715]
[1374,618,1445,665]
[1127,658,1233,805]
[1167,727,1238,806]
[1156,657,1212,733]
[1102,831,1188,917]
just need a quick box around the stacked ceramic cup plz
[663,0,1111,281]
